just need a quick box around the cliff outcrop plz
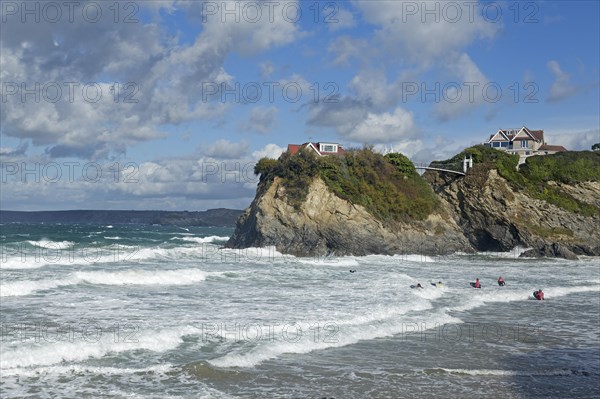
[425,169,600,259]
[227,177,471,256]
[227,147,600,259]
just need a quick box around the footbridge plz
[412,156,473,176]
[414,164,465,176]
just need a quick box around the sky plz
[1,0,599,211]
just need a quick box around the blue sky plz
[1,0,599,211]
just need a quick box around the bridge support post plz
[462,155,473,173]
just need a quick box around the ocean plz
[1,223,599,398]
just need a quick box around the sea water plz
[1,223,599,398]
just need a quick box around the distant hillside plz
[0,209,243,227]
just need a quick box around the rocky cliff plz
[227,177,472,256]
[227,148,600,259]
[424,168,600,259]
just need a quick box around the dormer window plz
[320,143,337,153]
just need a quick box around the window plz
[492,142,500,148]
[321,144,337,152]
[501,142,509,148]
[521,140,528,148]
[526,151,531,155]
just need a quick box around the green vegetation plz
[435,145,600,216]
[254,148,438,222]
[592,143,600,151]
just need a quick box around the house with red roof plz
[485,126,566,164]
[287,142,345,156]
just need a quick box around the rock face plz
[228,167,599,259]
[226,177,472,257]
[424,169,600,258]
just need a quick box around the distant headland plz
[0,208,243,227]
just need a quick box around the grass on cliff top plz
[434,145,600,216]
[254,148,438,223]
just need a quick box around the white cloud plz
[346,107,416,143]
[328,7,356,32]
[353,0,498,68]
[252,143,286,160]
[433,52,490,121]
[348,69,398,110]
[545,128,599,151]
[0,0,303,160]
[547,60,579,102]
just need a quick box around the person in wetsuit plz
[498,277,505,286]
[534,289,545,300]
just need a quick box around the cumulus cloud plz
[433,52,490,121]
[0,0,302,160]
[251,143,286,160]
[547,60,579,102]
[353,1,498,67]
[0,139,265,210]
[545,128,600,151]
[308,95,416,144]
[346,108,416,143]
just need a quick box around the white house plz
[485,126,566,164]
[286,142,345,156]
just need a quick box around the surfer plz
[497,277,505,286]
[533,289,545,300]
[349,270,356,273]
[473,278,481,288]
[410,283,424,289]
[431,281,443,287]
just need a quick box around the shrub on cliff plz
[253,148,438,222]
[435,146,600,216]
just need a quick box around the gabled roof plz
[529,130,544,142]
[512,126,538,141]
[488,130,510,142]
[489,126,544,142]
[287,144,302,155]
[287,142,344,156]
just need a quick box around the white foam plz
[450,284,600,312]
[0,277,78,296]
[26,240,75,249]
[297,257,360,267]
[391,253,436,263]
[176,235,230,243]
[0,243,141,270]
[104,236,121,240]
[74,269,209,286]
[0,256,53,269]
[0,268,214,296]
[0,325,202,369]
[0,363,174,377]
[209,309,461,369]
